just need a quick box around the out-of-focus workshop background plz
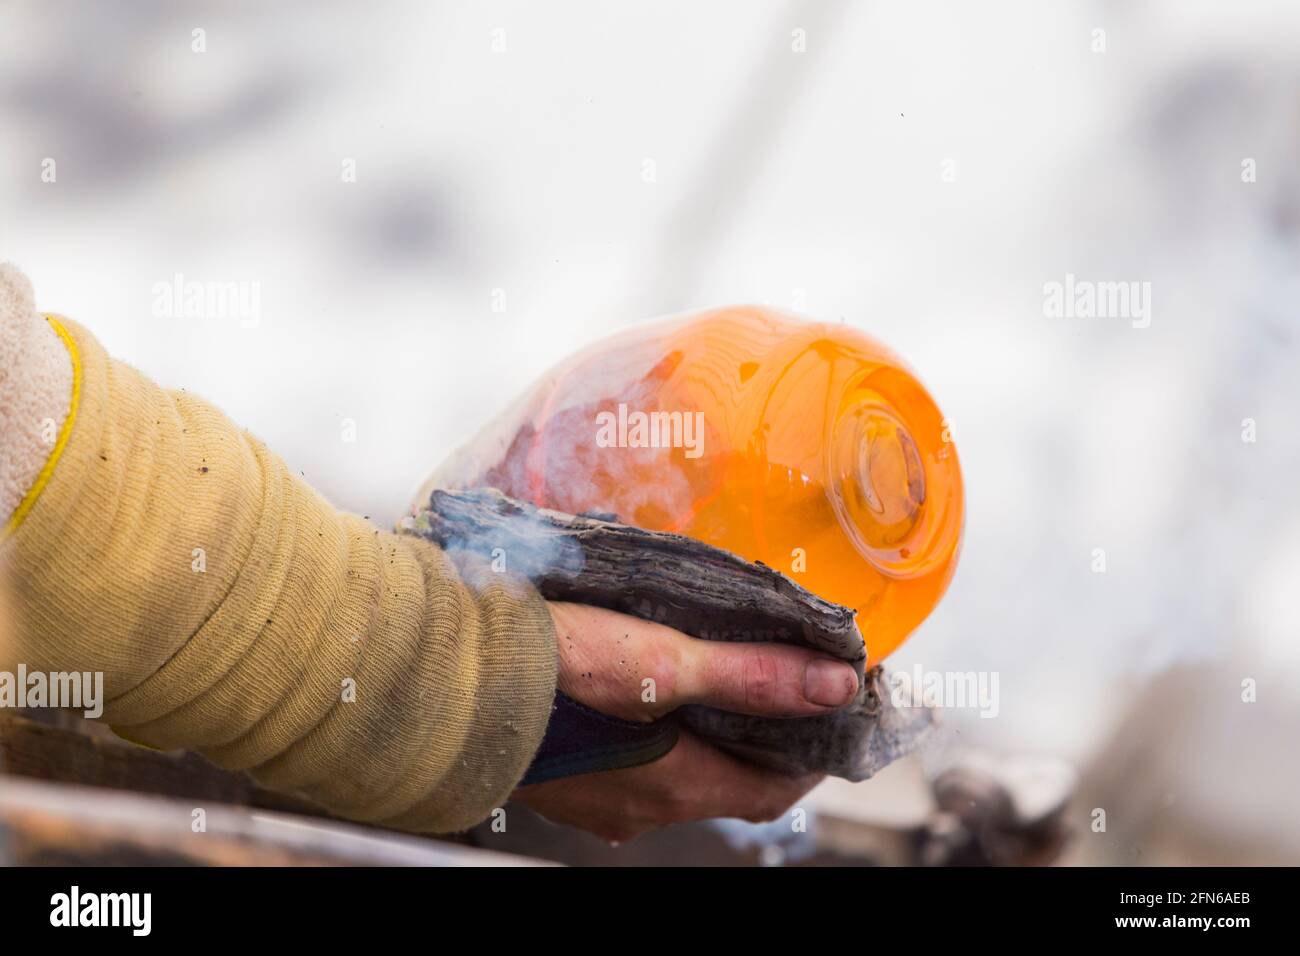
[2,0,1298,865]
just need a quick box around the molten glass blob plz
[425,307,964,664]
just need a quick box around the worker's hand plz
[511,601,859,843]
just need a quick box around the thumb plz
[546,602,859,722]
[675,638,859,718]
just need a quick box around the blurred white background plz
[3,0,1297,863]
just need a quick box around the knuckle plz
[742,652,781,711]
[639,642,681,707]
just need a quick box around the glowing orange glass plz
[430,306,964,664]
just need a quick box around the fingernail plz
[804,659,857,707]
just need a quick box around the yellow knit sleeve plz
[1,318,557,833]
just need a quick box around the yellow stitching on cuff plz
[2,314,83,540]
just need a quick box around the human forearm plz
[0,269,556,832]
